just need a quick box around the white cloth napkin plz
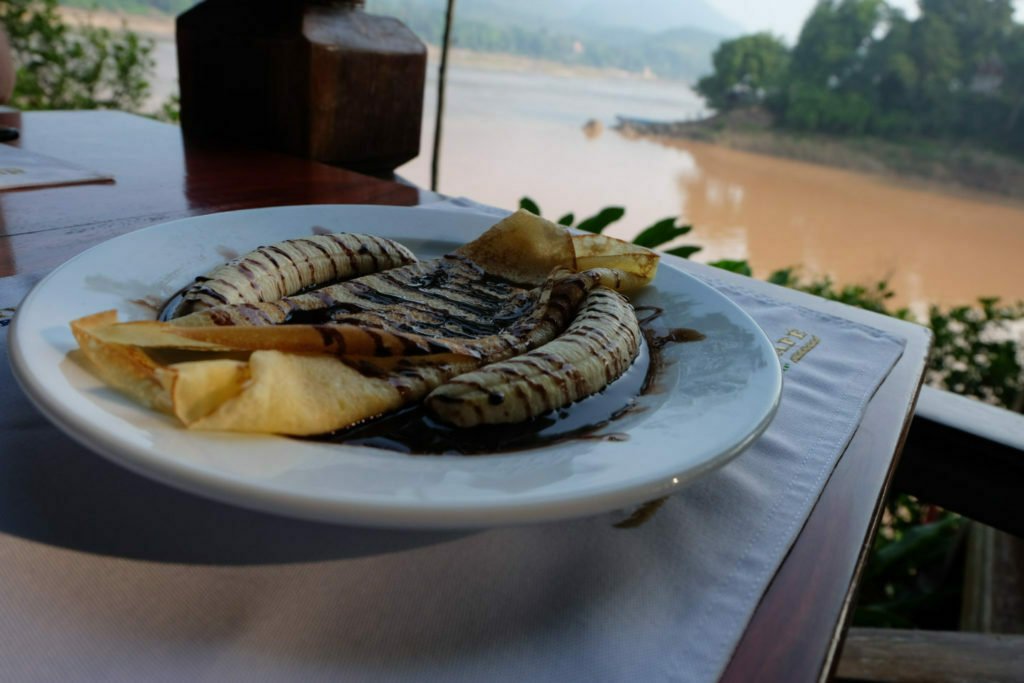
[0,205,905,683]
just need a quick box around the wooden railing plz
[838,388,1024,683]
[896,387,1024,539]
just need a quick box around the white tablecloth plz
[0,205,906,682]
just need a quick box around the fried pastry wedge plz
[70,210,659,435]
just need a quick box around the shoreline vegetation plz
[687,2,1024,202]
[614,107,1024,201]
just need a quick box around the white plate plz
[9,205,781,529]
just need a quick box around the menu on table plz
[0,143,113,192]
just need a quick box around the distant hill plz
[571,0,741,37]
[366,0,741,37]
[367,0,730,81]
[58,0,742,37]
[57,0,731,81]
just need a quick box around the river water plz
[153,41,1024,313]
[399,64,1024,314]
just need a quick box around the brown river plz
[396,63,1024,315]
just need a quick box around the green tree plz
[789,0,886,88]
[919,0,1014,83]
[859,11,921,134]
[0,0,154,112]
[701,0,1024,149]
[778,0,887,133]
[696,32,790,110]
[1000,25,1024,132]
[908,12,962,132]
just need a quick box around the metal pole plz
[431,0,455,192]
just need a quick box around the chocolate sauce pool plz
[305,317,705,455]
[306,336,655,455]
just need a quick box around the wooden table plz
[0,110,420,276]
[0,111,931,682]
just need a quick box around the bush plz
[929,298,1024,411]
[1,0,155,112]
[769,267,1024,412]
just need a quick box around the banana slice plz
[171,233,416,317]
[425,286,641,427]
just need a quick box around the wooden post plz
[431,0,455,192]
[177,0,427,176]
[0,28,14,105]
[961,523,1024,634]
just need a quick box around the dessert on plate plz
[70,210,659,437]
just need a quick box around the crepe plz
[71,210,658,435]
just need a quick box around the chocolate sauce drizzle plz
[158,286,188,321]
[157,270,703,455]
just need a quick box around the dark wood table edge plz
[724,323,932,683]
[821,357,931,682]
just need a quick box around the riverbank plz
[425,46,653,82]
[56,7,659,83]
[615,108,1024,201]
[57,6,173,36]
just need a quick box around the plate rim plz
[9,204,782,529]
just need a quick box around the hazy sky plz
[708,0,1024,42]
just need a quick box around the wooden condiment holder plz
[177,0,427,175]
